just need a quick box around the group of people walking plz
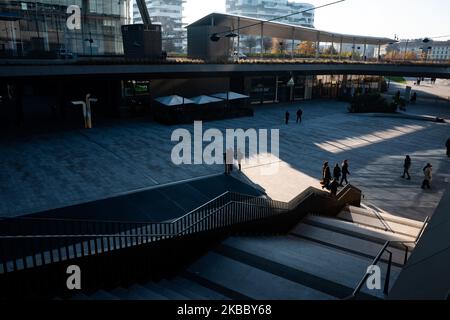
[401,155,433,189]
[285,108,303,125]
[321,160,350,196]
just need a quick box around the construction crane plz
[135,0,152,26]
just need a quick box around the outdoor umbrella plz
[190,95,223,105]
[154,95,194,106]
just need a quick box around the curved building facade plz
[225,0,315,28]
[0,0,131,58]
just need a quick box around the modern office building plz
[0,0,131,58]
[132,0,185,53]
[226,0,315,28]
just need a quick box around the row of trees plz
[240,37,340,56]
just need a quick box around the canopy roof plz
[154,95,194,106]
[211,92,250,100]
[187,13,396,46]
[190,95,223,104]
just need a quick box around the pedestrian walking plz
[402,155,412,180]
[446,138,450,158]
[285,111,290,125]
[410,92,417,104]
[236,149,244,171]
[223,152,229,175]
[226,148,234,174]
[296,108,303,124]
[395,90,401,103]
[333,163,342,181]
[329,178,340,197]
[421,163,433,189]
[340,160,350,186]
[321,162,331,190]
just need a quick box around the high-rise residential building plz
[133,0,185,53]
[226,0,315,28]
[0,0,131,57]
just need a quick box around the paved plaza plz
[0,98,449,221]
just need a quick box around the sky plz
[182,0,450,40]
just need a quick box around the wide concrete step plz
[338,206,422,237]
[171,277,231,300]
[222,236,399,299]
[158,279,207,300]
[356,205,425,229]
[187,251,337,300]
[143,281,190,300]
[304,215,416,247]
[110,285,168,300]
[291,223,409,266]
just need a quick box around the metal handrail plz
[0,185,360,276]
[347,215,430,300]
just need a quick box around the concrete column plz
[378,43,381,61]
[237,17,240,55]
[260,22,264,58]
[352,38,356,61]
[363,41,367,60]
[291,28,295,59]
[315,32,320,58]
[331,36,334,59]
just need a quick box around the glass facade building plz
[0,0,131,58]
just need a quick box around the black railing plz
[0,184,360,276]
[347,216,430,299]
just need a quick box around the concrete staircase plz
[71,205,424,300]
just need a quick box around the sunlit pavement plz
[1,99,449,221]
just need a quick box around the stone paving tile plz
[0,99,449,222]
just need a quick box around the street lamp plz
[84,32,94,56]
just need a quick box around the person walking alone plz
[285,111,290,125]
[236,149,244,171]
[340,160,350,186]
[296,108,303,124]
[402,155,412,180]
[421,163,433,189]
[322,162,331,190]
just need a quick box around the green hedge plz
[348,93,397,113]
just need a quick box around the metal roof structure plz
[187,12,396,46]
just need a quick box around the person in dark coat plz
[421,163,432,189]
[340,160,350,186]
[402,155,412,180]
[446,138,450,158]
[410,92,417,104]
[329,178,340,197]
[296,108,303,124]
[285,111,290,125]
[333,163,342,181]
[322,162,331,190]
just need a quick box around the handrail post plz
[383,250,392,295]
[403,245,409,265]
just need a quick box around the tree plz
[324,45,338,55]
[273,38,289,54]
[243,36,258,54]
[262,37,273,53]
[297,41,315,56]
